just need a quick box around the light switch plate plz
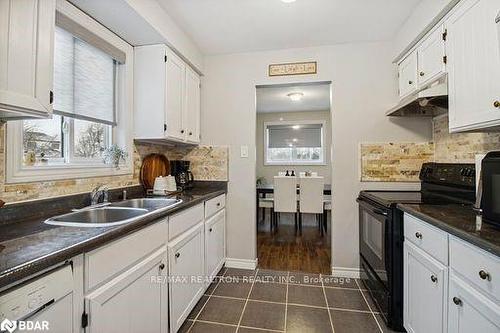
[240,145,249,158]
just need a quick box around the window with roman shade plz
[265,122,325,165]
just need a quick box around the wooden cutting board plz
[140,154,170,190]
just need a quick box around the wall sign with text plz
[268,61,317,77]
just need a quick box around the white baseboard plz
[331,266,360,279]
[225,258,258,270]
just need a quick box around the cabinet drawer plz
[85,220,167,290]
[450,237,500,302]
[404,213,448,265]
[205,194,226,219]
[169,203,204,241]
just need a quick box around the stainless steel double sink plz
[44,198,182,228]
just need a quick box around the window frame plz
[264,120,327,166]
[5,0,133,184]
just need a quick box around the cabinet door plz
[404,241,448,333]
[86,248,168,333]
[448,274,500,333]
[184,66,201,144]
[447,0,500,132]
[205,209,225,282]
[169,223,205,333]
[398,51,418,98]
[0,0,55,117]
[165,50,186,141]
[417,25,446,87]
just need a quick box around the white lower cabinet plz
[205,209,226,282]
[404,214,500,333]
[85,248,168,333]
[404,241,448,333]
[448,273,500,333]
[168,223,205,333]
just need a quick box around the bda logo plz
[0,319,17,333]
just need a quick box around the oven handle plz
[357,198,389,217]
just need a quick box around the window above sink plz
[5,0,134,183]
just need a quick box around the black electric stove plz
[357,163,476,332]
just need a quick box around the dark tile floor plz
[179,267,398,333]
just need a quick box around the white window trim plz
[5,0,134,184]
[264,120,327,166]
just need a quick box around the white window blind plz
[268,124,323,148]
[53,26,116,126]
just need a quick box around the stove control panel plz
[420,163,475,187]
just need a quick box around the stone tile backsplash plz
[360,142,434,182]
[0,123,228,203]
[361,115,500,182]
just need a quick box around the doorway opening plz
[255,81,332,274]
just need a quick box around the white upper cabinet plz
[134,44,201,144]
[184,66,201,144]
[0,0,55,119]
[165,49,186,141]
[398,51,418,98]
[447,0,500,132]
[417,25,447,88]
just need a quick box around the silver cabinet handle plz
[453,297,462,306]
[431,275,438,283]
[175,253,180,258]
[415,232,423,239]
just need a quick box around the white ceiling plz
[157,0,421,55]
[256,83,331,113]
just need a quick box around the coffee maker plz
[170,160,194,190]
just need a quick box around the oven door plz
[481,154,500,226]
[358,198,390,288]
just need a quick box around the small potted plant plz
[103,145,128,169]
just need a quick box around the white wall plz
[201,42,432,273]
[392,0,458,60]
[256,111,332,184]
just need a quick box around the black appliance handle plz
[357,198,389,218]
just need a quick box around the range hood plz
[386,76,448,117]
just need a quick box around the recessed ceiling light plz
[287,92,304,102]
[292,125,301,130]
[281,0,296,3]
[288,144,294,147]
[292,138,298,142]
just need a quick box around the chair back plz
[273,176,297,213]
[299,176,324,214]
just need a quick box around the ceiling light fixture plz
[287,92,304,102]
[292,125,301,130]
[281,0,296,3]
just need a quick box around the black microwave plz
[481,151,500,227]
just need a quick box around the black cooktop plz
[359,191,422,208]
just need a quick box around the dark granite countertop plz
[398,203,500,257]
[0,183,226,290]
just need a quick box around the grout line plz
[239,325,284,333]
[320,273,336,333]
[195,319,238,327]
[284,271,290,332]
[355,279,383,333]
[235,268,259,332]
[187,267,226,332]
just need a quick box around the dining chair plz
[323,195,331,234]
[299,176,325,235]
[258,196,274,232]
[273,176,298,232]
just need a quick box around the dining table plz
[256,183,331,223]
